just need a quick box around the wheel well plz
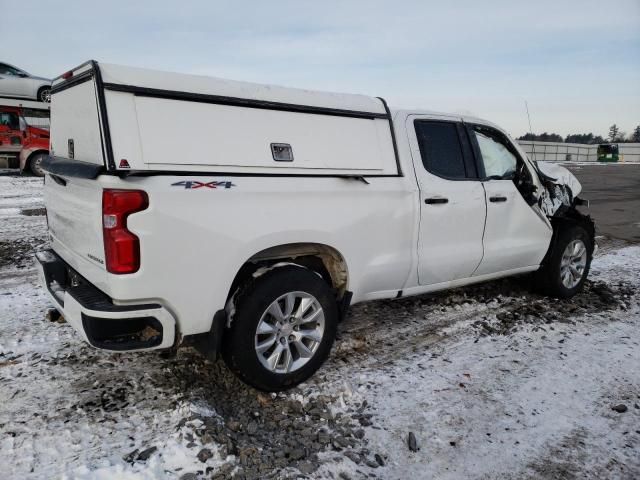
[29,149,48,161]
[542,205,596,267]
[552,206,595,244]
[227,243,349,302]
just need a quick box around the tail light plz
[102,189,148,274]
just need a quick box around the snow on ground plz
[1,173,639,479]
[324,248,640,479]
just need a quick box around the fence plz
[517,141,640,163]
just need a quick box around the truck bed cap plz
[99,62,387,116]
[49,60,399,176]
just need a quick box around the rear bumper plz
[35,249,176,351]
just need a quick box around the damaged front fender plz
[535,162,583,217]
[532,162,596,258]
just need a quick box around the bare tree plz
[608,124,620,142]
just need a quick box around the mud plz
[0,238,47,269]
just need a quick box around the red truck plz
[19,122,49,176]
[0,106,22,156]
[0,104,49,175]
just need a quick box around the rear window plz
[414,121,466,179]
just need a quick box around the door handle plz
[489,196,507,203]
[425,197,448,205]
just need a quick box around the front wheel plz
[535,225,593,298]
[30,153,47,177]
[222,265,338,391]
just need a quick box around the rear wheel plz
[222,265,338,391]
[37,87,51,103]
[535,225,592,298]
[30,153,47,177]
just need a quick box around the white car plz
[36,61,595,392]
[0,62,51,102]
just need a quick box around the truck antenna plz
[525,100,536,162]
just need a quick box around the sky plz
[2,0,639,138]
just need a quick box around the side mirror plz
[18,72,28,78]
[516,177,539,206]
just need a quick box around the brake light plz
[102,189,148,274]
[62,70,73,79]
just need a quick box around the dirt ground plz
[0,166,639,480]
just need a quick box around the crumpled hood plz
[536,162,582,197]
[535,162,583,216]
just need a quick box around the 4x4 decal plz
[171,180,236,189]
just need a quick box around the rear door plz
[468,124,551,275]
[408,116,487,286]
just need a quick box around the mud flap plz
[338,291,353,322]
[184,309,227,361]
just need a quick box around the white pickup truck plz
[36,61,594,391]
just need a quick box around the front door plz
[468,124,552,275]
[408,116,487,286]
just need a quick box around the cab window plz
[472,127,518,179]
[0,64,22,76]
[414,120,469,179]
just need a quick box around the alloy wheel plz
[560,239,587,289]
[254,291,325,374]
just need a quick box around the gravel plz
[0,238,48,269]
[137,446,158,461]
[407,432,419,452]
[2,174,639,479]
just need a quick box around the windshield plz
[598,144,618,155]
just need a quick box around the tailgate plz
[45,175,106,272]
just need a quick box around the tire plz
[30,153,47,177]
[535,224,593,298]
[222,265,338,391]
[37,87,51,103]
